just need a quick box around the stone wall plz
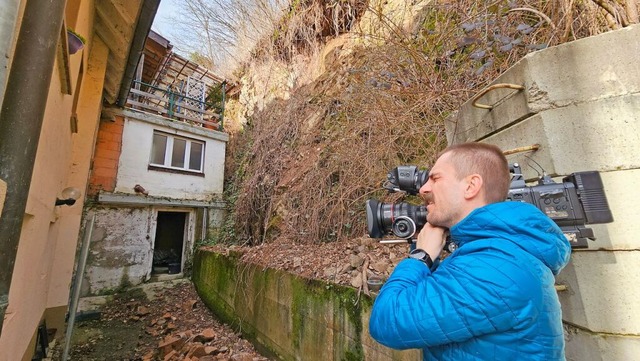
[449,24,640,360]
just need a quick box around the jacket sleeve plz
[369,248,540,350]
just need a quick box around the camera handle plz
[379,239,413,244]
[378,236,457,253]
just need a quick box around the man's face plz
[419,152,468,228]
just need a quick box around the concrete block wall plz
[448,25,640,360]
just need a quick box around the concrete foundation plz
[449,24,640,359]
[82,206,197,296]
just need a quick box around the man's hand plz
[416,223,447,262]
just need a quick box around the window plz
[150,131,204,173]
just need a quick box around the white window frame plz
[150,131,205,173]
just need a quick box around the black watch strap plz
[409,248,434,269]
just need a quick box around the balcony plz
[126,80,224,131]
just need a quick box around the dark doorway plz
[152,211,186,274]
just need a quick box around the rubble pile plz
[62,281,269,361]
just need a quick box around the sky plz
[151,0,181,46]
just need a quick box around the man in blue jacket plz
[369,142,571,360]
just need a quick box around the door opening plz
[152,211,186,274]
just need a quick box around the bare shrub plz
[219,0,633,246]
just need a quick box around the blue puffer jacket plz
[369,201,571,360]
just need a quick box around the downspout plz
[0,0,21,104]
[0,0,67,335]
[115,0,161,107]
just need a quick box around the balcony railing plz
[126,80,224,130]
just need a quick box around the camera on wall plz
[366,164,614,249]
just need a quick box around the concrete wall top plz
[449,24,640,145]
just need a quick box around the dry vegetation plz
[207,0,636,248]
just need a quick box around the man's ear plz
[464,174,483,200]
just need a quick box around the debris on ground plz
[50,281,270,361]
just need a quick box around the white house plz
[81,32,229,295]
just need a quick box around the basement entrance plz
[152,211,186,275]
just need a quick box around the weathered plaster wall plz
[82,206,196,296]
[449,25,640,360]
[44,35,111,338]
[0,0,104,357]
[82,106,229,296]
[193,250,420,361]
[115,112,227,200]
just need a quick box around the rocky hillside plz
[211,0,632,283]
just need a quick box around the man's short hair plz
[441,142,510,203]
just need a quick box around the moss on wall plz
[192,249,418,361]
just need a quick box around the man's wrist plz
[408,248,434,269]
[415,223,447,260]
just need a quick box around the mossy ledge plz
[192,248,419,361]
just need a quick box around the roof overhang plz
[94,0,160,105]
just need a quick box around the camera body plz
[366,164,614,248]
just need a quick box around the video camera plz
[366,164,614,249]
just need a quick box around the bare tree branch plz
[591,0,629,26]
[166,0,288,75]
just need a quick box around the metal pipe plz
[503,144,541,156]
[220,81,226,130]
[115,0,161,107]
[0,0,21,104]
[0,0,67,335]
[61,215,95,361]
[471,83,525,110]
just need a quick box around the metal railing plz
[126,80,224,130]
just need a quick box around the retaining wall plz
[192,250,419,361]
[449,24,640,360]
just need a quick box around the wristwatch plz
[409,248,434,269]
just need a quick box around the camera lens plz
[366,199,385,238]
[392,217,416,239]
[366,199,427,239]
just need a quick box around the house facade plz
[76,29,229,296]
[82,106,228,295]
[0,0,159,359]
